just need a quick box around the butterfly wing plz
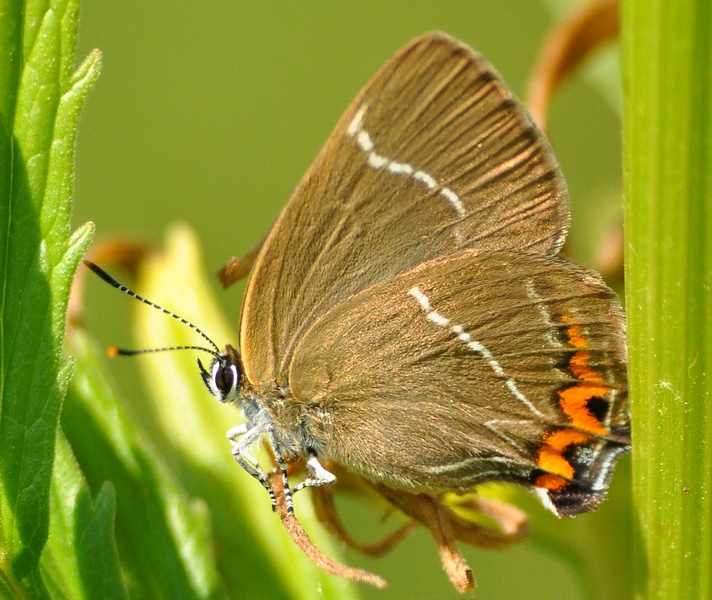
[239,33,569,385]
[287,250,628,516]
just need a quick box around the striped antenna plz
[84,260,221,358]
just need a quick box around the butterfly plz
[89,32,629,590]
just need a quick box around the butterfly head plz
[84,260,247,405]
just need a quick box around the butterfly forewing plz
[240,33,570,385]
[287,251,628,510]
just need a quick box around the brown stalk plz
[270,472,388,589]
[527,0,619,132]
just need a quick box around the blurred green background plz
[72,2,627,599]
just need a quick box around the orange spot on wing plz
[536,314,619,491]
[558,384,610,435]
[545,428,591,451]
[537,448,575,479]
[565,322,588,349]
[535,473,568,492]
[569,350,603,382]
[558,314,610,435]
[536,429,591,479]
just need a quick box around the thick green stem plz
[622,1,712,599]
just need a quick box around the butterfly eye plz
[215,358,240,403]
[198,356,241,403]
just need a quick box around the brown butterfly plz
[90,31,628,589]
[224,32,628,516]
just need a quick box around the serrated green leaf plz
[63,329,226,600]
[42,433,127,600]
[0,0,100,596]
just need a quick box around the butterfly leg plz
[293,453,337,493]
[227,423,277,508]
[264,425,298,513]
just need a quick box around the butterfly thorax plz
[239,378,330,464]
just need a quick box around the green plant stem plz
[622,1,712,599]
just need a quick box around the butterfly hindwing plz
[287,250,628,512]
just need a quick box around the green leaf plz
[0,0,100,596]
[42,433,127,600]
[622,0,712,598]
[62,330,223,599]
